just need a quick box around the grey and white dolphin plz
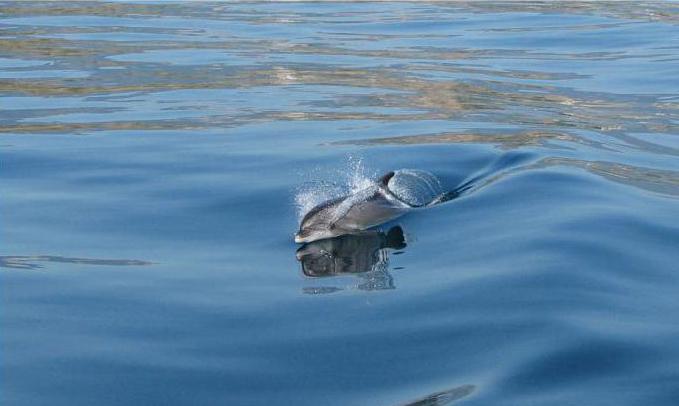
[295,170,446,244]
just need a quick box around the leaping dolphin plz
[295,169,449,244]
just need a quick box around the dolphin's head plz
[295,196,347,244]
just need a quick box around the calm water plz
[2,2,679,405]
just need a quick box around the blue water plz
[2,2,679,405]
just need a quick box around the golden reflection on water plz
[333,130,580,149]
[542,158,679,197]
[2,64,675,136]
[4,2,677,23]
[1,1,678,196]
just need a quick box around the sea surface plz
[2,2,679,405]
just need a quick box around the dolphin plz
[295,170,447,244]
[294,171,410,244]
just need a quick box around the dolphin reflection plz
[296,226,406,293]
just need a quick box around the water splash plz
[295,159,450,229]
[294,179,342,220]
[294,155,376,221]
[347,155,376,193]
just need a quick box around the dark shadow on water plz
[398,384,475,406]
[296,226,406,294]
[0,255,153,270]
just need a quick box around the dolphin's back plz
[300,195,346,229]
[339,190,408,230]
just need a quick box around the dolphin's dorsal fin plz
[378,171,395,188]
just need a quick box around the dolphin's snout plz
[295,228,330,244]
[294,230,308,244]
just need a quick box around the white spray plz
[294,155,377,221]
